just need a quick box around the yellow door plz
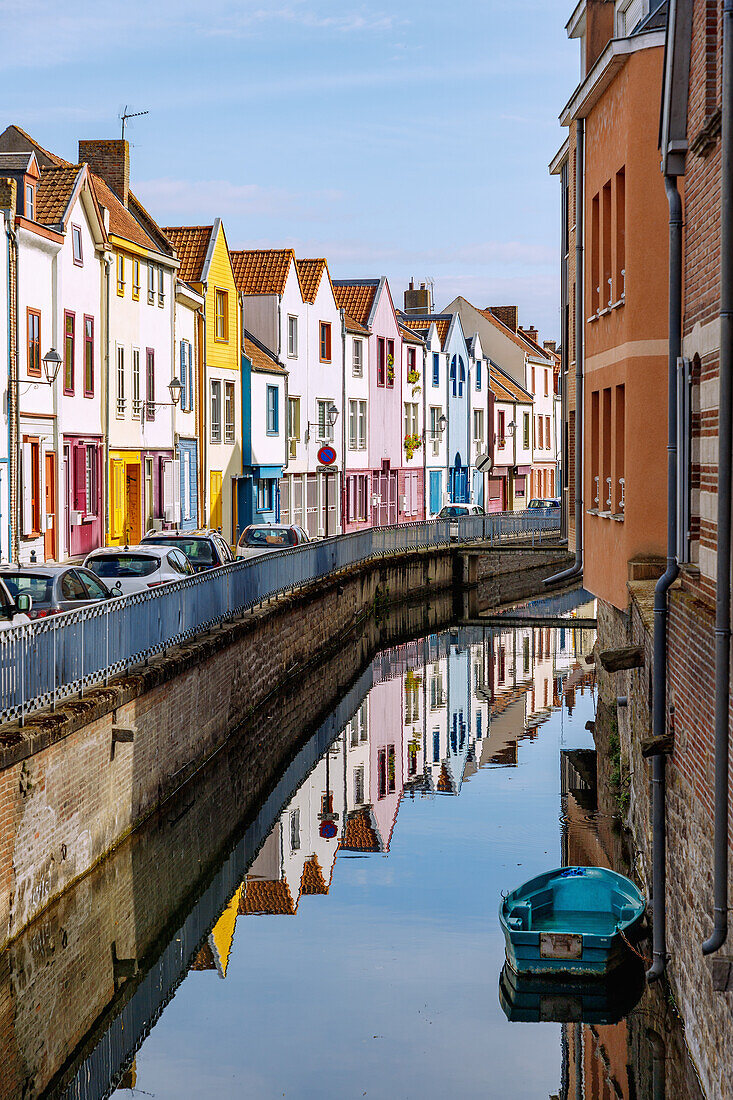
[111,460,124,542]
[210,470,223,531]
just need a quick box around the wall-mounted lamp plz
[507,420,516,437]
[42,348,62,385]
[141,376,183,421]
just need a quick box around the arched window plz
[450,357,457,397]
[458,358,466,397]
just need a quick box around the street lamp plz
[141,376,183,421]
[327,403,339,427]
[42,348,62,385]
[438,413,447,434]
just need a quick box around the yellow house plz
[162,220,242,543]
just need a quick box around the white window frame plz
[132,348,141,418]
[211,379,222,443]
[287,315,298,358]
[317,398,334,442]
[352,338,363,377]
[116,346,125,417]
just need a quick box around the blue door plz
[429,470,441,515]
[450,457,469,503]
[177,439,198,531]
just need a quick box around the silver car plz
[0,564,116,618]
[83,545,194,595]
[236,524,309,559]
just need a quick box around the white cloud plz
[136,177,345,222]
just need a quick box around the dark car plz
[527,498,560,510]
[0,564,117,619]
[140,529,234,573]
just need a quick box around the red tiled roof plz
[230,248,295,296]
[300,855,329,896]
[190,942,216,970]
[90,172,157,251]
[161,225,212,282]
[244,335,286,374]
[296,257,329,304]
[332,282,378,328]
[35,165,81,226]
[399,321,424,345]
[478,307,537,355]
[340,809,380,852]
[240,877,296,915]
[344,312,370,336]
[490,364,532,404]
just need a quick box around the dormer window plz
[72,224,83,266]
[616,0,647,37]
[25,183,35,221]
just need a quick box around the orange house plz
[561,2,670,610]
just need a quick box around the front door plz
[429,470,441,516]
[144,457,154,535]
[44,453,56,561]
[210,470,223,531]
[125,466,141,545]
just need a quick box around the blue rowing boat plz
[499,866,646,977]
[498,959,646,1024]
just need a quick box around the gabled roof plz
[516,327,553,363]
[300,855,329,896]
[240,877,296,915]
[399,321,424,346]
[244,330,287,375]
[332,279,380,328]
[398,312,452,351]
[230,248,296,296]
[0,125,168,256]
[0,151,39,174]
[343,312,370,336]
[162,225,213,283]
[490,362,532,405]
[35,165,83,226]
[477,306,535,354]
[340,808,381,853]
[90,172,157,251]
[296,257,331,304]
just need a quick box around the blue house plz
[238,331,288,533]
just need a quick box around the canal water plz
[0,595,706,1099]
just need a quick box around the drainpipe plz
[703,0,733,959]
[11,221,19,562]
[647,174,682,982]
[3,208,15,561]
[545,116,584,585]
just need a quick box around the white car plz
[236,525,310,559]
[0,577,31,629]
[433,503,486,540]
[83,545,195,595]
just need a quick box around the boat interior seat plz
[507,902,532,930]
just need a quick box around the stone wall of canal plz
[595,588,731,1100]
[0,541,571,953]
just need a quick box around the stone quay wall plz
[0,541,571,953]
[595,586,732,1100]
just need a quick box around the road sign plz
[317,445,337,466]
[476,452,493,473]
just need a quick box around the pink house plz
[333,277,404,528]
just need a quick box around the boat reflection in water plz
[499,958,646,1025]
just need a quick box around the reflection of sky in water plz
[125,630,596,1100]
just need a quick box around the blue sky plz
[0,0,576,339]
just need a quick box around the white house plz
[398,320,425,520]
[173,278,204,531]
[342,310,372,531]
[241,331,287,527]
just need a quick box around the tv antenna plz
[120,106,149,140]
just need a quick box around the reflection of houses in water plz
[193,620,596,981]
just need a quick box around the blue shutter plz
[188,344,194,412]
[180,342,187,410]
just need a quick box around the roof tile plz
[162,225,213,282]
[90,172,157,251]
[240,877,296,915]
[244,334,286,374]
[296,257,328,303]
[230,248,295,296]
[35,165,81,226]
[332,281,379,328]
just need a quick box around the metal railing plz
[0,509,559,726]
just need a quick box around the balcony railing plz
[0,510,560,726]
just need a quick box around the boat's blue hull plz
[498,959,646,1023]
[499,866,646,978]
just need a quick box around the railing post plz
[53,616,57,711]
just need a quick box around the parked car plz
[527,498,560,510]
[140,530,234,572]
[0,564,117,618]
[236,525,310,559]
[434,504,485,519]
[0,575,32,628]
[83,545,194,595]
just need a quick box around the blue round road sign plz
[318,445,337,466]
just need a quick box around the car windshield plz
[438,506,469,518]
[2,573,53,603]
[143,537,216,565]
[88,555,159,578]
[240,528,296,547]
[528,499,545,508]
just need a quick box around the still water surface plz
[108,608,697,1099]
[1,601,706,1099]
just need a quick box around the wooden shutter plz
[21,443,33,534]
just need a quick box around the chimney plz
[543,339,557,354]
[489,306,518,332]
[519,325,539,345]
[404,279,432,315]
[78,139,130,206]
